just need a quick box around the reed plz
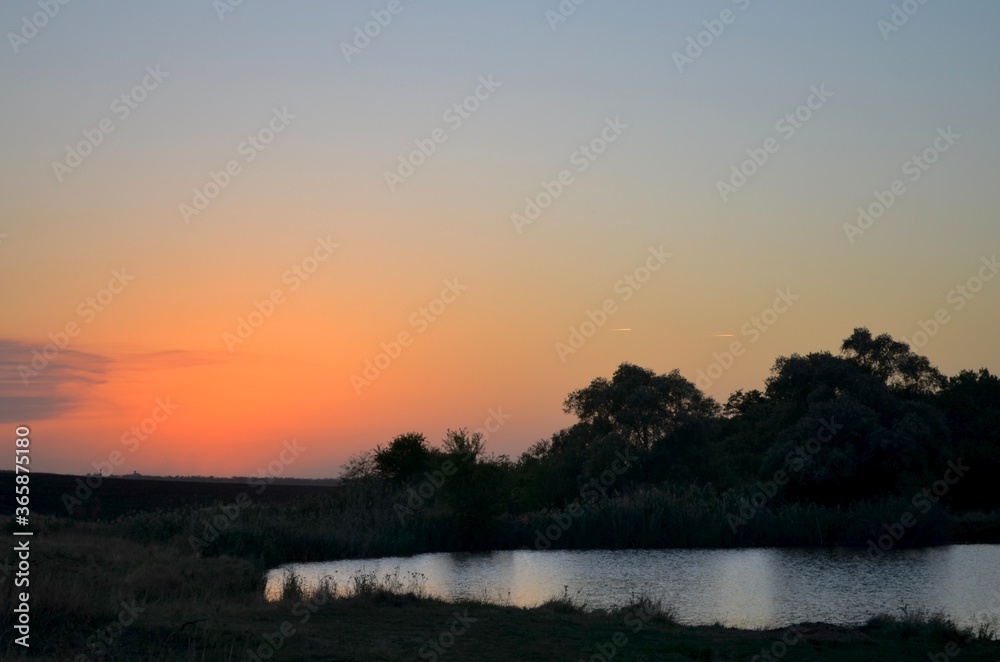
[100,480,994,567]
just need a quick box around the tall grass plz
[863,605,1000,644]
[101,479,989,568]
[491,484,958,550]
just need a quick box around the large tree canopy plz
[936,369,1000,508]
[563,363,720,449]
[759,345,951,502]
[373,432,434,483]
[840,327,944,395]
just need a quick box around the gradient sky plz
[2,1,998,478]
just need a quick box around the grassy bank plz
[4,517,999,661]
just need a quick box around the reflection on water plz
[266,545,1000,629]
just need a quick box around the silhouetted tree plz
[373,432,434,483]
[935,369,1000,508]
[841,327,944,395]
[514,424,593,509]
[441,427,485,462]
[761,350,950,503]
[345,328,997,533]
[722,388,765,419]
[563,363,720,450]
[718,389,784,489]
[439,429,508,546]
[340,450,378,481]
[514,438,574,511]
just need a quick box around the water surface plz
[267,545,1000,629]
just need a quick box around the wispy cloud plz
[0,340,227,423]
[112,349,227,371]
[0,339,111,422]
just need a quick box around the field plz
[0,471,338,521]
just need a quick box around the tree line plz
[341,328,1000,541]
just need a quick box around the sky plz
[1,1,998,478]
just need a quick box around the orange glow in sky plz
[2,2,998,477]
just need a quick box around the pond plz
[266,545,1000,629]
